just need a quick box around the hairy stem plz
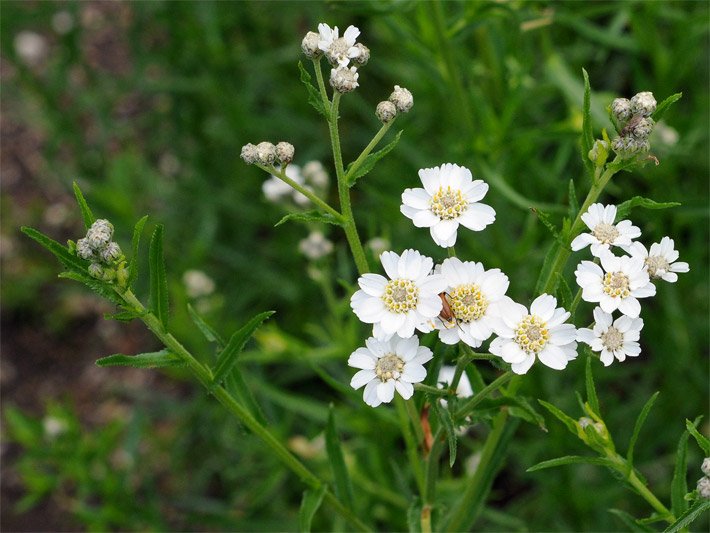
[343,121,394,183]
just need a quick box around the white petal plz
[395,380,414,399]
[576,328,597,345]
[402,188,431,209]
[419,274,448,294]
[549,324,578,345]
[599,295,620,314]
[602,204,617,224]
[363,380,381,407]
[489,336,506,356]
[395,335,419,361]
[459,203,495,230]
[411,209,440,228]
[348,349,376,369]
[463,179,488,202]
[438,326,461,345]
[402,363,427,383]
[396,313,417,339]
[343,25,360,44]
[380,251,400,279]
[376,380,395,403]
[358,273,388,296]
[351,294,385,322]
[417,294,443,318]
[571,233,596,251]
[501,341,528,363]
[410,346,433,366]
[670,261,689,273]
[511,355,536,375]
[432,219,459,242]
[365,337,387,357]
[418,167,441,195]
[350,370,376,389]
[593,307,613,328]
[530,294,557,321]
[617,297,641,318]
[600,349,614,366]
[537,344,568,370]
[381,311,406,334]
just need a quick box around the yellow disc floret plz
[514,315,550,354]
[430,186,468,220]
[375,353,404,382]
[602,271,630,298]
[382,279,419,313]
[448,283,488,323]
[592,223,620,244]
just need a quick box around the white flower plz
[575,252,655,318]
[348,335,433,407]
[437,365,473,399]
[400,163,495,248]
[330,66,359,93]
[302,161,329,189]
[183,270,216,299]
[350,249,446,340]
[628,237,689,283]
[299,231,333,260]
[420,257,509,348]
[577,307,643,366]
[14,31,47,66]
[317,23,361,66]
[570,203,641,257]
[489,294,578,375]
[262,165,311,205]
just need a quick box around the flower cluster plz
[611,91,657,159]
[573,203,688,366]
[75,219,126,283]
[305,23,369,93]
[241,141,295,167]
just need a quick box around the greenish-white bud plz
[630,91,656,117]
[702,457,710,477]
[330,66,359,93]
[86,219,113,249]
[376,101,397,123]
[697,476,710,499]
[88,262,104,279]
[276,142,295,165]
[625,116,655,139]
[256,142,277,166]
[240,143,259,165]
[76,238,95,260]
[612,135,650,159]
[352,43,370,66]
[301,31,322,59]
[611,98,632,124]
[100,241,122,263]
[588,139,609,167]
[389,85,413,113]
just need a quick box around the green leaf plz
[345,130,402,187]
[616,196,680,220]
[627,392,660,467]
[608,509,655,532]
[685,418,710,455]
[299,485,327,532]
[58,271,124,306]
[128,215,148,287]
[507,396,547,431]
[96,349,186,368]
[538,399,578,435]
[535,241,560,294]
[187,303,225,347]
[568,179,579,219]
[104,309,143,322]
[212,311,274,386]
[407,499,423,533]
[225,369,268,425]
[585,355,600,415]
[671,418,695,517]
[581,68,594,174]
[72,181,95,229]
[298,61,329,119]
[275,210,343,227]
[556,273,573,310]
[325,405,354,508]
[527,455,617,472]
[21,226,89,272]
[148,224,169,329]
[531,208,562,241]
[663,498,710,533]
[433,401,458,467]
[652,92,682,123]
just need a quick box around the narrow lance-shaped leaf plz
[73,181,95,229]
[187,303,225,347]
[346,130,402,187]
[527,455,618,472]
[556,273,573,311]
[58,271,124,306]
[534,241,560,294]
[325,404,354,508]
[275,210,342,227]
[626,391,659,467]
[149,224,169,329]
[538,399,578,435]
[128,215,148,287]
[568,179,579,219]
[663,499,710,533]
[608,509,656,532]
[581,68,594,174]
[616,196,680,220]
[585,355,600,415]
[298,61,329,119]
[96,349,186,369]
[225,370,268,425]
[685,418,710,455]
[531,208,562,242]
[671,417,701,517]
[299,485,327,533]
[433,401,458,467]
[212,310,275,386]
[21,226,88,273]
[652,92,682,123]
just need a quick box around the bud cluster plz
[610,91,657,159]
[241,141,295,167]
[375,85,414,124]
[697,458,710,500]
[75,219,126,283]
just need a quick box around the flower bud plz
[301,31,322,59]
[376,101,397,123]
[240,143,259,165]
[86,219,113,249]
[330,66,359,93]
[702,457,710,477]
[697,476,710,499]
[256,142,277,166]
[88,262,104,279]
[276,142,295,165]
[630,91,656,117]
[76,238,96,260]
[100,241,122,263]
[624,116,655,139]
[588,139,609,167]
[611,98,632,124]
[611,135,650,159]
[352,43,370,66]
[389,85,413,113]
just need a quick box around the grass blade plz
[299,485,327,532]
[325,404,354,508]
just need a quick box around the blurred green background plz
[2,1,708,530]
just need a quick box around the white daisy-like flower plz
[348,335,433,407]
[489,294,578,375]
[577,307,643,366]
[420,257,510,348]
[350,249,446,340]
[400,163,495,248]
[570,203,641,257]
[628,237,689,283]
[575,252,655,318]
[317,23,361,66]
[262,165,310,205]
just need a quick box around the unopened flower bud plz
[625,116,655,139]
[330,66,359,93]
[276,142,295,165]
[702,457,710,477]
[301,31,322,59]
[100,241,122,263]
[240,143,259,165]
[352,43,370,66]
[612,136,650,159]
[630,91,656,117]
[611,98,632,124]
[86,219,113,249]
[376,101,397,123]
[588,139,609,166]
[256,142,277,166]
[697,476,710,499]
[76,238,95,260]
[389,85,413,113]
[88,262,104,279]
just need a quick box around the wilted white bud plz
[697,476,710,499]
[76,238,96,260]
[376,101,397,123]
[630,91,656,117]
[302,161,329,189]
[624,116,655,139]
[256,142,277,165]
[276,142,295,165]
[100,241,122,263]
[578,417,605,434]
[299,231,334,260]
[611,98,632,124]
[352,43,370,66]
[301,31,322,59]
[702,457,710,477]
[86,219,113,248]
[88,262,104,279]
[330,66,359,93]
[611,136,650,159]
[240,143,259,165]
[183,269,216,299]
[389,85,413,113]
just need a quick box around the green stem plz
[625,463,675,523]
[343,121,394,183]
[455,371,513,420]
[312,57,331,114]
[395,395,426,498]
[118,289,370,532]
[328,93,370,275]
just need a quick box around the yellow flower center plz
[430,186,468,220]
[600,326,624,351]
[375,354,404,382]
[645,255,670,279]
[382,279,419,313]
[448,284,488,323]
[592,223,620,244]
[602,271,630,298]
[515,315,549,354]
